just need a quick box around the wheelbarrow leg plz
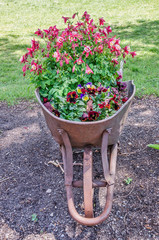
[83,146,93,218]
[59,129,117,226]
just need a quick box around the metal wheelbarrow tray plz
[35,80,135,226]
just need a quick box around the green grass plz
[0,0,159,104]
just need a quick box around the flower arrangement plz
[21,11,136,122]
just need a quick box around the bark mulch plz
[0,96,158,240]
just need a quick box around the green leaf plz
[147,144,159,150]
[124,177,132,185]
[31,214,38,222]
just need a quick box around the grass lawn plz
[0,0,159,104]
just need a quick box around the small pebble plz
[46,188,52,193]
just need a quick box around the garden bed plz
[0,96,158,240]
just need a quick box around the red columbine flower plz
[20,53,28,63]
[116,71,123,80]
[30,61,43,75]
[72,13,77,19]
[74,57,84,65]
[22,64,29,76]
[31,39,39,51]
[53,50,60,62]
[106,26,112,34]
[98,44,103,53]
[123,45,130,54]
[85,65,94,74]
[83,45,93,57]
[94,33,104,44]
[62,16,70,23]
[130,51,136,58]
[88,111,99,121]
[99,17,105,26]
[34,28,44,38]
[111,58,119,65]
[27,47,34,58]
[82,11,90,22]
[56,37,65,47]
[72,65,75,72]
[67,91,78,104]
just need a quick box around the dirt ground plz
[0,96,159,240]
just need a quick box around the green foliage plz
[124,177,132,185]
[147,144,159,150]
[0,0,159,104]
[31,213,38,222]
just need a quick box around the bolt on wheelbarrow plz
[35,80,135,226]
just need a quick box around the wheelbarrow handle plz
[59,129,117,226]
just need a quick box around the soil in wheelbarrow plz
[0,96,158,240]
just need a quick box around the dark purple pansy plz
[117,81,127,91]
[80,112,88,121]
[53,109,60,117]
[67,91,78,104]
[44,102,53,112]
[88,111,99,121]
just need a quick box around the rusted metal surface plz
[35,81,135,148]
[72,180,107,188]
[56,128,118,225]
[83,146,93,218]
[35,81,135,226]
[65,143,117,226]
[101,130,114,186]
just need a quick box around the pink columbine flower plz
[62,16,70,23]
[72,65,75,72]
[83,45,93,58]
[47,41,51,50]
[94,33,104,44]
[71,43,79,50]
[74,57,84,65]
[20,53,28,63]
[111,58,119,65]
[106,26,112,34]
[72,13,77,19]
[102,27,108,36]
[64,57,69,64]
[123,45,130,54]
[53,50,60,62]
[82,11,90,22]
[99,17,105,26]
[60,59,63,67]
[34,28,44,38]
[85,65,94,74]
[56,37,65,47]
[30,61,43,75]
[130,51,137,58]
[98,45,103,53]
[22,64,29,76]
[27,47,34,58]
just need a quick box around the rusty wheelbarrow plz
[35,80,135,226]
